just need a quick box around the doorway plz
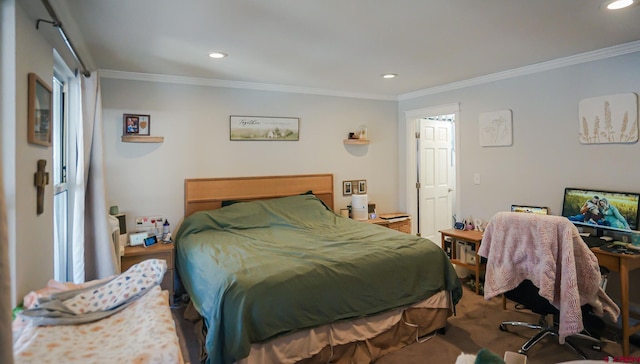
[404,104,459,244]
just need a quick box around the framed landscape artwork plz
[230,116,299,141]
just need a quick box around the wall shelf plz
[121,136,164,143]
[343,139,370,145]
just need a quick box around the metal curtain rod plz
[37,0,91,77]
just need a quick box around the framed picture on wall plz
[343,181,352,196]
[27,73,53,147]
[123,114,151,136]
[230,115,299,141]
[358,180,367,194]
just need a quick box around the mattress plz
[13,279,184,363]
[175,193,463,364]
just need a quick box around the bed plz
[12,259,184,364]
[176,174,463,364]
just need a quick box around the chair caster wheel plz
[499,324,507,332]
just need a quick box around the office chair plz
[478,212,620,358]
[499,279,604,358]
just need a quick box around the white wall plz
[101,78,399,232]
[399,51,640,224]
[1,0,18,306]
[399,51,640,305]
[3,3,55,305]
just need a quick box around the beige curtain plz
[0,147,13,363]
[78,71,118,280]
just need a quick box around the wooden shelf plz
[440,229,484,295]
[121,136,164,143]
[343,139,370,145]
[448,258,485,271]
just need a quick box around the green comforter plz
[175,194,462,364]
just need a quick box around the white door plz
[418,118,454,243]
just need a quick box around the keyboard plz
[582,235,607,248]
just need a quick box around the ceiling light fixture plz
[604,0,634,9]
[382,73,398,79]
[208,52,227,59]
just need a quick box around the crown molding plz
[398,40,640,101]
[100,41,640,102]
[99,70,397,101]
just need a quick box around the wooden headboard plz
[184,174,334,217]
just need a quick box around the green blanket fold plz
[175,194,462,364]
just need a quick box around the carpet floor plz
[171,285,639,363]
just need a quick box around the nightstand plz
[365,213,412,234]
[121,242,175,303]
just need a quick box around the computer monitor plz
[561,187,640,234]
[511,205,548,215]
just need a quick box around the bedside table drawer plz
[121,249,174,271]
[160,268,174,298]
[387,219,411,234]
[364,214,412,234]
[121,243,175,303]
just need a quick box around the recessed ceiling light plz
[208,52,227,59]
[382,73,398,79]
[604,0,634,10]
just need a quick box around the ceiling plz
[20,0,640,100]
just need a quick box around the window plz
[53,52,74,282]
[52,74,68,282]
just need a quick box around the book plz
[383,217,408,223]
[379,213,410,220]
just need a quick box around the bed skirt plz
[186,290,452,364]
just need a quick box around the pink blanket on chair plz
[478,212,619,343]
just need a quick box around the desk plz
[440,229,484,294]
[591,247,640,357]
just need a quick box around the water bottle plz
[163,220,170,240]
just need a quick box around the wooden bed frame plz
[181,173,453,364]
[184,174,334,217]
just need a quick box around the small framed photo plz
[123,114,151,136]
[28,73,53,147]
[343,181,353,196]
[358,180,367,194]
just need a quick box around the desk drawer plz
[595,253,619,271]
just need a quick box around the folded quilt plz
[20,258,167,326]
